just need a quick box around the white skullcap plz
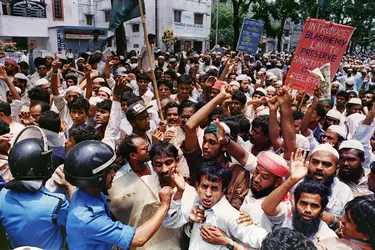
[207,66,218,71]
[14,87,21,94]
[64,86,82,96]
[348,97,362,105]
[311,143,339,159]
[296,134,310,152]
[35,78,50,86]
[93,77,105,83]
[326,109,342,120]
[266,72,276,77]
[266,62,272,66]
[89,96,103,106]
[332,81,340,86]
[14,73,28,81]
[229,81,240,88]
[339,139,364,152]
[275,80,283,87]
[266,86,276,92]
[77,57,85,61]
[259,68,267,73]
[158,56,165,60]
[236,74,250,81]
[269,75,278,81]
[99,86,112,96]
[346,77,355,86]
[327,125,347,139]
[256,87,267,96]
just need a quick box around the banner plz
[287,18,355,94]
[109,0,145,31]
[236,18,264,55]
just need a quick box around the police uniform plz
[66,188,136,250]
[0,185,68,249]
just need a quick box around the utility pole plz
[215,0,219,45]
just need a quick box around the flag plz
[178,53,186,75]
[109,0,145,31]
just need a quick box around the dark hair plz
[31,101,50,113]
[127,95,144,107]
[68,97,90,113]
[208,106,224,122]
[0,120,10,135]
[154,67,163,73]
[121,91,133,103]
[232,91,247,106]
[119,134,142,161]
[164,102,179,116]
[235,114,250,134]
[149,141,178,160]
[252,90,266,97]
[157,79,173,91]
[34,57,46,68]
[336,90,349,100]
[347,90,358,98]
[292,110,304,120]
[148,33,156,40]
[227,72,237,79]
[294,180,329,211]
[28,86,50,104]
[222,119,239,140]
[178,100,196,115]
[18,61,29,69]
[344,195,375,248]
[163,70,177,81]
[371,161,375,174]
[0,102,11,116]
[65,74,78,84]
[96,100,112,112]
[68,124,98,143]
[260,228,317,250]
[196,161,231,190]
[315,103,327,119]
[177,75,194,85]
[251,115,269,135]
[364,90,375,101]
[137,73,151,82]
[38,111,61,133]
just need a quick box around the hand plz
[364,74,370,83]
[171,166,185,192]
[51,60,61,73]
[219,85,232,100]
[267,96,279,112]
[0,66,8,81]
[237,211,254,226]
[164,130,176,142]
[127,73,136,81]
[313,87,322,103]
[52,165,74,189]
[276,85,292,106]
[0,133,12,143]
[215,120,226,145]
[200,226,230,246]
[290,149,309,182]
[228,58,236,65]
[83,58,92,75]
[189,205,206,223]
[112,76,125,101]
[29,42,36,51]
[109,60,117,66]
[157,121,167,133]
[19,112,37,126]
[202,76,216,88]
[159,186,174,208]
[152,128,164,144]
[62,63,70,71]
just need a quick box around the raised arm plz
[262,149,308,216]
[267,97,282,151]
[51,60,61,96]
[300,90,319,137]
[0,67,20,101]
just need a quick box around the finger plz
[291,152,295,162]
[87,56,91,64]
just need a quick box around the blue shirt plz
[0,186,68,249]
[66,189,136,250]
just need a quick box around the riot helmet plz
[8,126,53,180]
[64,140,115,188]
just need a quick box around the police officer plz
[64,140,174,249]
[0,126,69,249]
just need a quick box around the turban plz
[257,152,289,177]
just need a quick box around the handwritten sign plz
[236,18,264,55]
[287,18,355,94]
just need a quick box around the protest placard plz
[287,18,355,94]
[236,18,264,55]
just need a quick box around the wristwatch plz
[226,239,234,250]
[223,134,232,146]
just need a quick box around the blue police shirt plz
[0,186,69,249]
[66,189,136,250]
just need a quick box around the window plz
[194,13,203,25]
[174,10,181,23]
[134,44,139,48]
[132,24,140,33]
[104,10,111,22]
[53,0,64,20]
[86,15,93,25]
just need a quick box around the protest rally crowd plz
[1,29,375,250]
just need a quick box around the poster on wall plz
[286,18,355,94]
[11,0,47,18]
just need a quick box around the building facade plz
[124,0,212,53]
[0,0,112,56]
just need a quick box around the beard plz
[158,172,172,187]
[292,208,321,239]
[304,173,334,197]
[250,178,275,198]
[338,166,363,184]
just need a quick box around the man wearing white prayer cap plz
[321,125,347,150]
[64,86,82,104]
[305,143,354,228]
[338,140,373,195]
[35,78,51,94]
[323,109,342,130]
[346,97,363,117]
[98,86,112,100]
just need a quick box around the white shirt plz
[9,120,25,146]
[139,44,155,71]
[114,161,157,181]
[169,94,197,104]
[164,194,268,249]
